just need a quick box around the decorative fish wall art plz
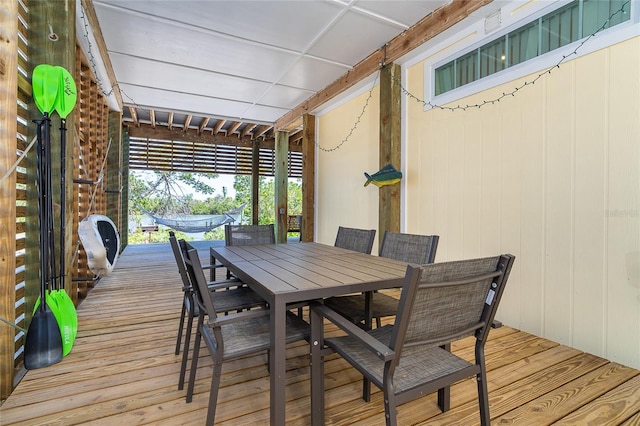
[364,164,402,187]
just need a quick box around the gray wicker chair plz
[310,254,515,426]
[325,231,439,329]
[225,223,276,245]
[211,224,277,279]
[324,231,440,400]
[184,247,309,425]
[170,235,265,392]
[334,226,376,254]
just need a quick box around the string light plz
[315,70,380,152]
[79,4,137,105]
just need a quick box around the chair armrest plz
[209,307,268,327]
[312,303,394,362]
[206,279,242,291]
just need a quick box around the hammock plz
[138,204,246,233]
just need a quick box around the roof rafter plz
[213,119,226,135]
[198,117,210,134]
[227,121,242,136]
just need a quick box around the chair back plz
[334,226,376,254]
[379,231,439,264]
[391,255,515,357]
[181,241,220,319]
[169,231,191,290]
[225,224,275,246]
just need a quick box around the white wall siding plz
[404,37,640,368]
[315,87,380,248]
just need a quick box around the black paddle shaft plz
[34,118,48,310]
[44,115,57,294]
[59,119,67,290]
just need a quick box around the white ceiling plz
[90,0,451,126]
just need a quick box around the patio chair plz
[169,234,265,391]
[325,231,439,400]
[184,247,309,425]
[212,224,277,279]
[334,226,376,254]
[325,232,439,328]
[225,223,276,245]
[287,214,302,241]
[310,254,515,426]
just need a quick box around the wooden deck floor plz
[2,242,640,425]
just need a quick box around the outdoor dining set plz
[169,225,515,426]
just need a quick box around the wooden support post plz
[0,0,18,402]
[121,126,130,248]
[301,114,315,242]
[251,141,260,225]
[274,131,289,243]
[379,63,401,250]
[30,0,76,302]
[107,111,122,231]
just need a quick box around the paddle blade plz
[24,304,62,370]
[33,291,76,356]
[53,291,77,355]
[59,291,78,342]
[55,66,77,119]
[32,64,60,115]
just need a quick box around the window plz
[434,0,631,96]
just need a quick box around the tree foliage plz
[128,171,301,243]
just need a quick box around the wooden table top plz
[210,242,409,303]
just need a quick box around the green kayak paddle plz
[52,65,78,355]
[32,64,59,117]
[24,86,62,369]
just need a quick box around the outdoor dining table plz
[209,242,409,425]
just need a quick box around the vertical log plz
[301,114,315,242]
[251,142,259,225]
[379,63,401,251]
[0,0,18,402]
[29,0,76,300]
[274,131,289,243]
[107,110,122,230]
[120,126,130,249]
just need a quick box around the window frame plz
[424,0,639,110]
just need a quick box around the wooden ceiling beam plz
[289,129,303,145]
[127,123,302,152]
[213,119,226,135]
[199,117,210,134]
[183,114,192,131]
[129,106,139,127]
[274,0,493,131]
[253,124,272,139]
[168,112,174,130]
[149,109,156,128]
[227,121,242,136]
[241,123,257,138]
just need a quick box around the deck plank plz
[2,241,639,425]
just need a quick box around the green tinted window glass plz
[433,0,629,97]
[583,0,630,34]
[480,38,507,78]
[435,62,455,96]
[456,50,478,88]
[509,21,538,66]
[541,2,580,54]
